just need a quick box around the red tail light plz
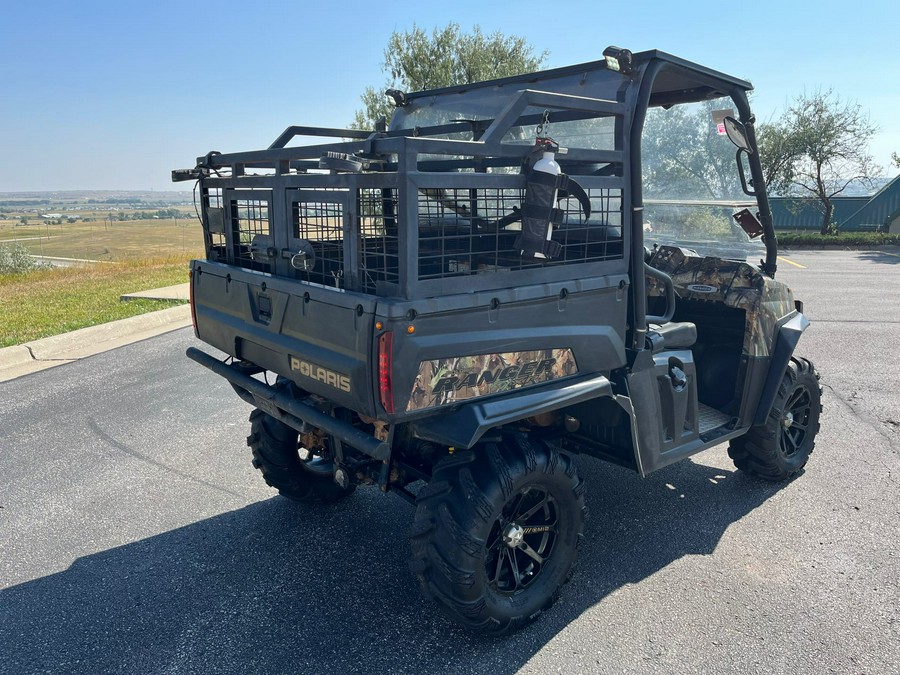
[378,331,395,414]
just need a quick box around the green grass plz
[0,257,190,348]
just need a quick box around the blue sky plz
[1,0,898,192]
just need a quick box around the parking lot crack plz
[822,384,900,482]
[87,418,244,498]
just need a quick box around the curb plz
[0,345,34,369]
[0,305,192,383]
[120,283,190,302]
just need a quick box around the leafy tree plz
[892,151,899,169]
[641,99,745,200]
[352,23,547,130]
[759,90,879,234]
[756,121,797,194]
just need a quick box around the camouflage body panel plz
[647,246,795,357]
[408,349,578,412]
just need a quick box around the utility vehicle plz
[175,46,822,634]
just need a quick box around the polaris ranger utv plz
[175,46,822,634]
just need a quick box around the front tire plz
[728,356,822,481]
[410,434,586,635]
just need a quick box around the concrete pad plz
[121,283,190,302]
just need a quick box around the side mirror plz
[723,116,754,155]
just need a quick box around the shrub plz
[778,231,900,247]
[0,244,53,274]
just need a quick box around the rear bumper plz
[187,347,390,460]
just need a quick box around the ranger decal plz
[407,348,577,412]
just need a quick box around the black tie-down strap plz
[512,169,592,259]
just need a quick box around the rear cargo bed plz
[191,260,377,414]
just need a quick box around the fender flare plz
[410,374,613,449]
[752,312,810,426]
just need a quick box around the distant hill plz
[0,190,192,207]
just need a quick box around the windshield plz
[390,68,625,174]
[641,97,763,261]
[390,66,624,134]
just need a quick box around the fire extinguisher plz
[530,141,562,259]
[514,135,590,260]
[513,110,591,260]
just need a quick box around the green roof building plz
[769,176,900,233]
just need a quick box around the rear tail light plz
[188,269,199,337]
[378,331,395,414]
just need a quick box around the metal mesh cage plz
[416,187,623,281]
[207,179,622,295]
[358,188,400,294]
[290,190,346,288]
[230,192,272,272]
[201,187,226,260]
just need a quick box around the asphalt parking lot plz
[0,249,897,674]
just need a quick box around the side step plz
[698,403,732,435]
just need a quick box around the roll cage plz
[179,49,777,354]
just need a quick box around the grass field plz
[0,216,204,261]
[0,256,191,348]
[0,216,201,348]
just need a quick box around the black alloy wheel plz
[486,487,559,594]
[410,434,586,634]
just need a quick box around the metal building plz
[769,176,900,232]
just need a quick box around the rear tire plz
[247,408,355,504]
[728,356,822,481]
[410,434,586,635]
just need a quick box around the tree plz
[756,121,797,194]
[759,90,880,234]
[642,99,746,200]
[352,23,547,130]
[892,151,899,169]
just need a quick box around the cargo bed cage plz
[188,88,630,299]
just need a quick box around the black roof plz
[403,49,752,105]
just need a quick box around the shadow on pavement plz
[857,249,900,265]
[0,457,785,675]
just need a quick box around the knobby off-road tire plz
[728,357,822,481]
[247,408,355,504]
[410,434,586,635]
